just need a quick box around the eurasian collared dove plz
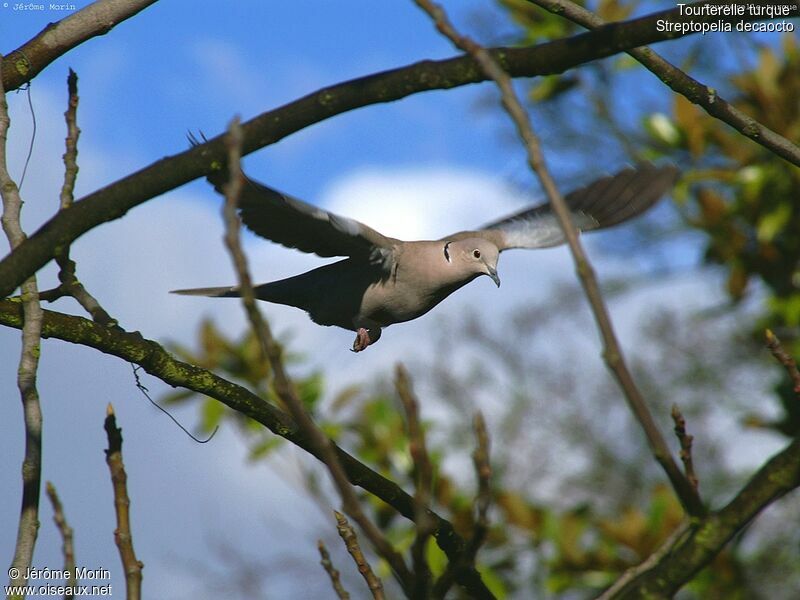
[173,163,678,352]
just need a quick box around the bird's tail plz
[170,286,240,298]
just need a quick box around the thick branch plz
[607,436,800,598]
[0,299,491,597]
[0,1,772,299]
[525,0,800,167]
[2,0,159,92]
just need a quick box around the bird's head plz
[445,238,501,287]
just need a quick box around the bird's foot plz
[351,328,371,353]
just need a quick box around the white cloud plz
[323,166,521,239]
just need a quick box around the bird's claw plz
[351,327,371,352]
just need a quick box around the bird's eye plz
[472,249,481,259]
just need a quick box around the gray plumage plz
[173,163,678,351]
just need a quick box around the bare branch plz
[395,364,434,597]
[1,53,45,590]
[525,0,800,166]
[219,118,413,593]
[412,0,704,518]
[318,540,351,600]
[45,482,77,597]
[433,412,492,599]
[2,0,160,92]
[470,412,491,554]
[60,68,80,210]
[335,511,384,600]
[0,1,782,300]
[35,69,119,327]
[671,405,699,493]
[104,403,143,600]
[765,329,800,395]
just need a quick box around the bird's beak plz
[487,266,500,287]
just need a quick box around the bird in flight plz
[173,163,678,352]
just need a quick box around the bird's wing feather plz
[447,163,678,250]
[207,168,399,266]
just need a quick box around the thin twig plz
[0,53,45,590]
[413,0,705,518]
[765,329,800,395]
[318,539,351,600]
[525,0,800,167]
[35,68,121,327]
[597,522,690,600]
[60,68,80,209]
[671,405,699,493]
[39,252,120,327]
[104,404,143,600]
[433,412,493,598]
[395,364,434,597]
[335,511,384,600]
[45,482,77,597]
[470,412,491,554]
[219,117,413,594]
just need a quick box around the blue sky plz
[0,2,790,598]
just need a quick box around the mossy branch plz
[0,299,490,597]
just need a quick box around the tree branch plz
[433,411,493,599]
[0,299,492,598]
[395,364,435,598]
[219,118,413,593]
[671,404,699,493]
[0,1,773,299]
[606,436,800,598]
[335,511,384,600]
[1,0,160,93]
[318,540,351,600]
[38,69,120,327]
[524,0,800,167]
[414,0,703,518]
[104,404,143,600]
[45,482,76,597]
[766,329,800,395]
[1,53,45,592]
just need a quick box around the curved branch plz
[0,2,768,298]
[607,436,800,598]
[0,299,491,598]
[2,0,159,93]
[525,0,800,168]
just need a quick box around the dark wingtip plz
[569,161,680,230]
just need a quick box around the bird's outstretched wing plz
[206,167,399,266]
[447,163,678,250]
